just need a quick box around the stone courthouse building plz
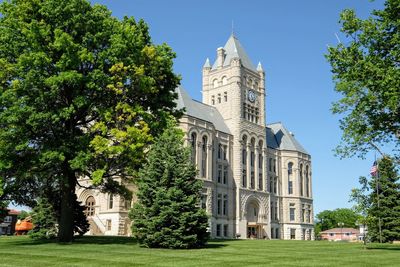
[76,34,314,240]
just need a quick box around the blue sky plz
[88,0,387,215]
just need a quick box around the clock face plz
[248,90,256,102]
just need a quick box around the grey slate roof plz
[176,86,231,134]
[212,34,257,71]
[266,122,309,155]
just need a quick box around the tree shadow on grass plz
[366,244,400,251]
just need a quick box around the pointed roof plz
[266,122,309,155]
[257,62,264,72]
[212,34,257,71]
[175,86,231,134]
[203,58,211,68]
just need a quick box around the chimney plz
[217,47,225,68]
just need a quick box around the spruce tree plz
[129,122,209,248]
[368,157,400,242]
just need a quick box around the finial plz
[257,62,264,72]
[231,20,234,37]
[203,58,211,69]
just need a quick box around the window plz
[306,166,310,197]
[301,206,305,222]
[223,194,228,215]
[273,159,276,173]
[217,165,222,183]
[223,145,227,160]
[258,173,263,190]
[269,158,272,172]
[191,133,197,164]
[274,204,278,220]
[213,79,218,88]
[106,219,112,231]
[223,166,228,184]
[222,76,228,85]
[217,194,222,215]
[200,192,207,210]
[329,233,334,237]
[250,152,254,167]
[224,91,227,102]
[290,207,295,221]
[216,224,221,236]
[4,216,11,223]
[201,136,207,177]
[250,171,255,189]
[108,194,113,209]
[288,181,293,195]
[242,149,247,165]
[274,178,277,194]
[275,228,279,239]
[271,228,275,239]
[290,229,296,240]
[218,93,221,103]
[302,229,306,240]
[218,144,222,159]
[258,154,263,169]
[124,198,131,210]
[223,224,228,237]
[288,162,293,195]
[300,164,304,196]
[242,170,247,188]
[288,162,293,175]
[85,196,95,216]
[211,95,215,105]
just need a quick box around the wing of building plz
[76,34,314,240]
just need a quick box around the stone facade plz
[76,34,314,240]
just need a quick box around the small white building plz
[76,34,314,240]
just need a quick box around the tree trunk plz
[58,169,76,242]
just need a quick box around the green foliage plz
[326,0,400,158]
[17,210,31,220]
[130,121,209,249]
[30,198,58,240]
[315,208,361,236]
[0,0,180,242]
[350,156,400,243]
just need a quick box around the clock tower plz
[202,34,270,238]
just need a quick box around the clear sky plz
[87,0,387,215]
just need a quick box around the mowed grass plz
[0,236,399,267]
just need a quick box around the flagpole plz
[374,153,383,243]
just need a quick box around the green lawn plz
[0,236,399,267]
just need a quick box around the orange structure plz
[15,216,33,235]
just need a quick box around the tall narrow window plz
[306,165,310,197]
[250,171,255,189]
[299,164,304,196]
[211,95,215,105]
[108,194,113,209]
[85,196,95,216]
[223,194,228,215]
[290,207,295,221]
[242,149,247,165]
[288,162,293,195]
[223,166,228,184]
[222,76,228,85]
[223,145,227,160]
[213,79,218,88]
[201,136,207,177]
[223,224,228,237]
[217,194,222,215]
[224,91,228,102]
[191,133,197,164]
[218,144,222,159]
[269,158,272,172]
[217,164,222,183]
[258,173,263,190]
[273,159,276,173]
[242,170,247,188]
[290,229,296,240]
[218,93,221,103]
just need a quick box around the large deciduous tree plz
[326,0,399,158]
[130,121,209,249]
[315,208,361,236]
[0,0,180,242]
[350,157,400,243]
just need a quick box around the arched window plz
[213,79,218,88]
[201,136,208,177]
[248,78,253,88]
[191,132,197,164]
[222,76,228,85]
[288,162,293,195]
[299,164,304,196]
[85,196,95,216]
[224,91,227,102]
[108,194,113,209]
[255,81,258,89]
[306,165,310,197]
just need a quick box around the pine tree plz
[368,157,400,243]
[129,121,209,249]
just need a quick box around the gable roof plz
[320,228,360,234]
[266,122,309,155]
[175,86,231,134]
[212,34,257,71]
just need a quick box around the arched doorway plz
[246,201,260,239]
[85,196,95,217]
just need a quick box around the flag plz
[370,161,378,176]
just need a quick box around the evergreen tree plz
[350,157,400,242]
[129,121,209,249]
[368,157,400,242]
[30,198,58,240]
